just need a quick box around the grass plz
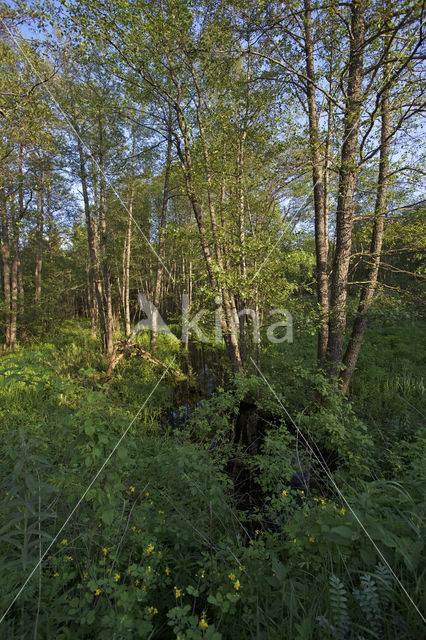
[0,319,424,639]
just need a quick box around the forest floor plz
[0,319,424,639]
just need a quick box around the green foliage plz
[318,564,401,639]
[0,322,424,638]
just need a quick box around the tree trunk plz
[237,132,247,365]
[174,112,243,373]
[9,235,19,348]
[17,252,24,318]
[86,263,97,338]
[151,118,172,350]
[74,120,107,349]
[341,46,391,389]
[326,0,366,379]
[180,75,243,372]
[34,167,44,303]
[122,131,137,337]
[303,0,329,367]
[98,114,113,354]
[0,197,11,348]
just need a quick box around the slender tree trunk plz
[162,51,242,370]
[8,145,27,349]
[303,0,329,367]
[47,188,53,262]
[0,159,10,348]
[10,235,19,348]
[1,220,11,348]
[98,114,113,354]
[151,118,172,350]
[86,263,97,337]
[175,114,243,372]
[74,121,107,348]
[122,135,136,337]
[326,0,366,379]
[323,53,333,247]
[237,132,247,364]
[181,259,192,351]
[34,167,44,303]
[17,252,24,318]
[182,75,243,372]
[342,50,391,389]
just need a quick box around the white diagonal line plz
[1,19,174,282]
[250,357,426,624]
[0,357,176,625]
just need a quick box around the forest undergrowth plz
[0,320,424,639]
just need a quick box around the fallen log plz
[105,333,184,382]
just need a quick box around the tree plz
[246,0,425,387]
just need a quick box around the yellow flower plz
[148,606,158,614]
[132,526,136,531]
[145,492,150,497]
[102,547,108,556]
[228,573,236,581]
[60,539,67,545]
[53,572,59,577]
[200,569,206,578]
[114,573,120,582]
[282,489,287,496]
[199,617,208,630]
[339,508,346,516]
[94,589,101,596]
[146,543,155,553]
[64,555,73,561]
[129,486,135,493]
[293,538,297,544]
[165,567,170,575]
[249,539,254,545]
[238,565,245,572]
[145,566,151,574]
[174,586,182,598]
[255,529,260,536]
[309,536,315,543]
[158,509,164,515]
[83,571,88,579]
[233,580,240,590]
[135,579,140,586]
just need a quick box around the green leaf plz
[101,508,115,525]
